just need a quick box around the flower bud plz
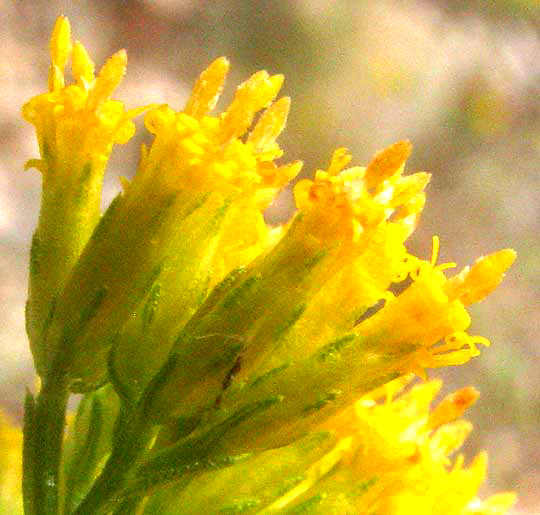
[23,17,143,374]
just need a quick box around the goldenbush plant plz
[0,16,517,515]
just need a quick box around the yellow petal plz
[327,147,352,176]
[220,71,284,141]
[86,49,127,111]
[247,96,290,154]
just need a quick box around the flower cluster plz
[144,377,515,515]
[13,16,516,515]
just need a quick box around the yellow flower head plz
[270,143,430,361]
[136,57,302,276]
[22,16,519,515]
[23,16,141,178]
[161,145,515,453]
[320,378,516,515]
[41,53,301,390]
[293,142,428,246]
[354,244,515,377]
[141,63,293,196]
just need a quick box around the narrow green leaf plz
[132,396,283,500]
[62,385,121,515]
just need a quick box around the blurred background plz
[1,0,539,512]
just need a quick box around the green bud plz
[23,19,142,374]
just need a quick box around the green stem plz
[70,456,126,515]
[111,496,146,515]
[22,392,36,515]
[29,372,69,515]
[71,413,153,515]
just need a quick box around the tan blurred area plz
[1,0,539,512]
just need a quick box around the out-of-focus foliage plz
[0,411,22,515]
